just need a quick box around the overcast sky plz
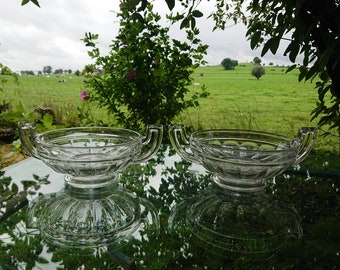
[0,1,294,73]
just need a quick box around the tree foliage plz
[82,2,208,132]
[221,58,238,70]
[253,57,261,65]
[251,65,265,80]
[42,66,52,75]
[0,65,12,76]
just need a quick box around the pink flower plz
[127,71,136,80]
[81,91,88,100]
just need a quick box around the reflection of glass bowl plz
[169,126,317,192]
[28,185,159,250]
[186,188,302,255]
[169,184,302,255]
[19,123,163,188]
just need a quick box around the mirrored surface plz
[1,145,339,269]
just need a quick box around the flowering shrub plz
[83,2,209,133]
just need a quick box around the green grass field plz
[1,64,339,154]
[184,65,317,132]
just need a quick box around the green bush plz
[251,65,266,80]
[221,58,238,70]
[83,3,209,134]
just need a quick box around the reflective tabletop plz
[1,145,339,269]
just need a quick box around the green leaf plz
[192,10,203,18]
[28,190,36,195]
[318,48,334,70]
[21,0,30,5]
[305,65,318,81]
[125,0,140,9]
[250,31,262,49]
[284,42,300,63]
[191,17,196,29]
[165,0,175,10]
[140,0,148,11]
[286,64,297,73]
[298,66,308,81]
[180,18,190,29]
[11,183,19,193]
[21,180,36,190]
[21,0,40,7]
[261,36,280,56]
[131,12,144,23]
[30,0,40,7]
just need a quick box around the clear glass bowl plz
[19,123,163,188]
[169,125,317,192]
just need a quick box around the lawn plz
[1,63,339,161]
[181,64,318,133]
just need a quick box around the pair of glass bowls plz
[18,122,317,252]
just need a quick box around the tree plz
[253,57,261,65]
[251,65,265,80]
[221,58,238,70]
[54,69,63,74]
[43,66,52,75]
[21,70,34,75]
[0,66,12,75]
[82,2,208,132]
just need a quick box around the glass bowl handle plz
[168,124,196,163]
[18,122,40,159]
[133,124,163,164]
[294,127,318,164]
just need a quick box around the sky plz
[0,0,295,73]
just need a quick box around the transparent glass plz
[18,122,163,249]
[19,123,163,188]
[169,125,317,193]
[28,185,159,249]
[169,125,317,253]
[170,187,303,255]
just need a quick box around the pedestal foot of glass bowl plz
[27,185,159,250]
[212,174,266,194]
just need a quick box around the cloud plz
[0,1,296,73]
[0,0,116,72]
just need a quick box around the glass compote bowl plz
[169,125,317,254]
[18,122,163,250]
